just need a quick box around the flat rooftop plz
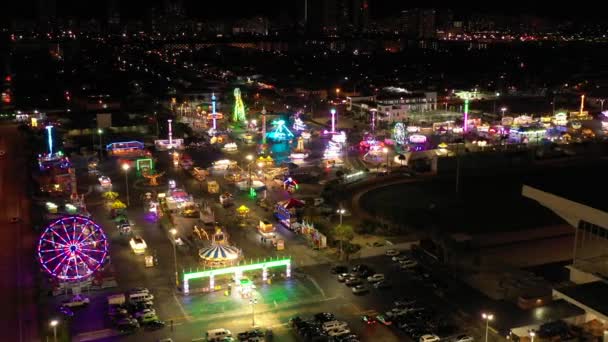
[525,159,608,213]
[555,281,608,319]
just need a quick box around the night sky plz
[1,0,598,21]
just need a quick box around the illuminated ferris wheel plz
[37,216,109,282]
[393,123,406,145]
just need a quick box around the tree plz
[333,224,354,259]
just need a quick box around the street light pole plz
[246,154,253,188]
[122,164,130,206]
[50,320,59,342]
[482,313,493,342]
[170,228,179,287]
[529,330,535,342]
[383,147,389,171]
[249,297,258,327]
[97,129,103,160]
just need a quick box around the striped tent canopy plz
[198,244,241,261]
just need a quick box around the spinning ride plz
[37,216,109,281]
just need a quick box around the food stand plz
[207,180,219,194]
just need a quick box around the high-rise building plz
[303,0,369,34]
[401,8,436,39]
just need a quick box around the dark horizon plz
[1,0,602,22]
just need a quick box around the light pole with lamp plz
[336,208,346,259]
[482,313,494,342]
[600,99,606,112]
[246,154,254,187]
[97,129,103,160]
[170,228,179,287]
[122,163,130,206]
[249,297,258,327]
[500,107,507,117]
[529,330,536,342]
[50,319,59,342]
[382,147,390,171]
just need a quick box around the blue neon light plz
[46,126,53,155]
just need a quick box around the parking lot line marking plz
[172,292,191,321]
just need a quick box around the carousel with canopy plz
[198,227,242,267]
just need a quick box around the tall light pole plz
[500,107,507,117]
[482,313,493,342]
[600,99,606,112]
[246,154,253,187]
[330,108,337,133]
[50,320,59,342]
[337,208,346,226]
[383,147,390,171]
[529,330,536,342]
[97,129,103,160]
[170,228,179,287]
[167,119,173,148]
[249,297,258,327]
[122,163,130,206]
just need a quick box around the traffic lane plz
[0,124,38,342]
[87,202,187,324]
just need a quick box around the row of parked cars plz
[332,263,392,295]
[107,287,165,333]
[290,313,359,342]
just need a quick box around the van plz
[322,320,348,332]
[129,292,154,303]
[206,328,232,341]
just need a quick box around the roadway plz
[0,124,39,341]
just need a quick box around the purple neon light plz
[37,216,108,281]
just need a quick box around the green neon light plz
[136,158,154,172]
[183,258,291,282]
[233,88,246,123]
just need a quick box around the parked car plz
[367,274,385,283]
[392,255,409,262]
[116,318,139,333]
[454,334,475,342]
[345,277,362,286]
[419,334,440,342]
[337,273,351,282]
[351,284,369,295]
[400,260,418,269]
[134,308,156,319]
[313,312,335,323]
[62,295,90,308]
[374,280,391,289]
[143,320,166,331]
[385,249,400,256]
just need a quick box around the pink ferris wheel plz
[37,216,109,281]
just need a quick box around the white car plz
[420,334,440,342]
[62,295,90,308]
[130,236,147,255]
[134,308,157,320]
[400,260,418,269]
[392,255,409,262]
[367,274,385,283]
[327,328,351,337]
[351,284,369,294]
[454,334,475,342]
[385,249,400,257]
[98,176,112,187]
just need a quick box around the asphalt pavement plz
[0,124,40,342]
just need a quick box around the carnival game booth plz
[106,141,149,157]
[165,188,194,213]
[154,138,184,151]
[274,198,305,229]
